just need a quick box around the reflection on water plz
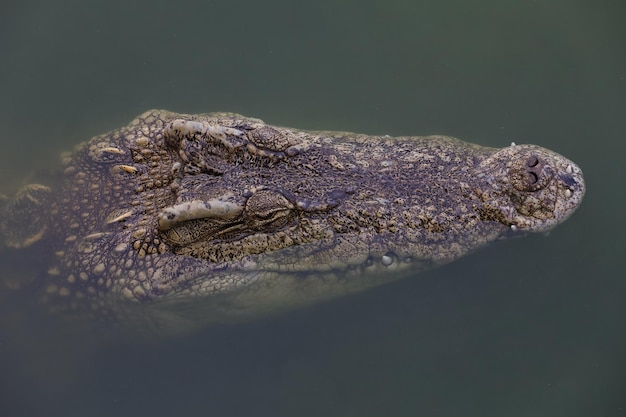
[1,0,625,416]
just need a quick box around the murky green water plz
[1,0,625,416]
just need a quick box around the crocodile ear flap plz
[157,197,246,246]
[157,199,244,232]
[1,184,51,248]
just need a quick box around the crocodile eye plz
[244,189,295,230]
[248,126,291,151]
[511,153,554,192]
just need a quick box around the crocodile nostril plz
[526,156,539,167]
[510,151,554,192]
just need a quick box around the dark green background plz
[1,1,624,416]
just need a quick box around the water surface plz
[1,1,625,416]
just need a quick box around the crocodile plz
[0,110,585,331]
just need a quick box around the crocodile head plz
[0,110,585,331]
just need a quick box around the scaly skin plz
[0,110,585,329]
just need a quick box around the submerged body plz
[0,110,585,329]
